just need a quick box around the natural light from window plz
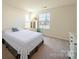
[39,12,50,29]
[25,14,31,28]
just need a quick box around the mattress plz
[2,30,43,59]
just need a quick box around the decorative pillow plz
[12,27,19,32]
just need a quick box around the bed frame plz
[2,39,44,59]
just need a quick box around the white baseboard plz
[43,34,68,41]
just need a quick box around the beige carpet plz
[2,37,69,59]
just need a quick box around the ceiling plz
[3,0,76,12]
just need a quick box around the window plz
[25,13,37,29]
[25,15,31,28]
[39,12,50,29]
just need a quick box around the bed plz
[2,29,44,59]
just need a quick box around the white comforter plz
[2,30,43,59]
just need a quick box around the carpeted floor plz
[2,37,69,59]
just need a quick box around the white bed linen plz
[2,30,43,59]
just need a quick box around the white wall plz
[38,4,76,40]
[2,3,28,30]
[2,2,76,40]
